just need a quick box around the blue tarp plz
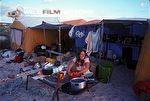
[108,43,122,58]
[108,43,140,60]
[69,19,148,60]
[130,24,147,37]
[102,19,148,60]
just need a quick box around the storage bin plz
[96,60,113,83]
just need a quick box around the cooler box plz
[96,60,113,83]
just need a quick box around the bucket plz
[96,60,113,83]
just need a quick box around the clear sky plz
[1,0,150,22]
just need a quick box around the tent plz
[32,21,73,52]
[10,16,66,54]
[134,20,150,83]
[65,20,101,53]
[67,18,148,71]
[65,18,148,59]
[10,20,26,50]
[63,19,87,25]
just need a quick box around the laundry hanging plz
[85,28,101,56]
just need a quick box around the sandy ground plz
[0,58,139,101]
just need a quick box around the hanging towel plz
[85,28,101,56]
[85,31,93,56]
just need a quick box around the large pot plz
[42,64,53,75]
[70,78,86,91]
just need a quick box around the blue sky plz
[1,0,150,22]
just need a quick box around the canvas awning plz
[100,19,148,29]
[32,21,73,29]
[63,19,87,26]
[16,16,61,28]
[31,21,73,52]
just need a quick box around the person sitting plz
[67,50,91,79]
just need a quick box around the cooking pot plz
[42,64,54,75]
[70,77,86,91]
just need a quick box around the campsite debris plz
[24,60,35,67]
[46,58,56,64]
[0,67,43,84]
[1,50,16,61]
[7,74,16,79]
[34,44,50,57]
[33,56,46,63]
[0,48,26,63]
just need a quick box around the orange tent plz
[135,22,150,83]
[63,19,87,25]
[83,20,101,25]
[10,19,59,54]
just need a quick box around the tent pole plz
[58,26,61,52]
[42,21,48,57]
[99,21,104,62]
[43,21,47,46]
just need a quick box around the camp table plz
[25,68,98,101]
[25,70,70,101]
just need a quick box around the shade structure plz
[32,21,73,52]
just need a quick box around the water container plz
[96,60,113,83]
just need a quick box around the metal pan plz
[70,77,86,91]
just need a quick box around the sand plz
[0,58,138,101]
